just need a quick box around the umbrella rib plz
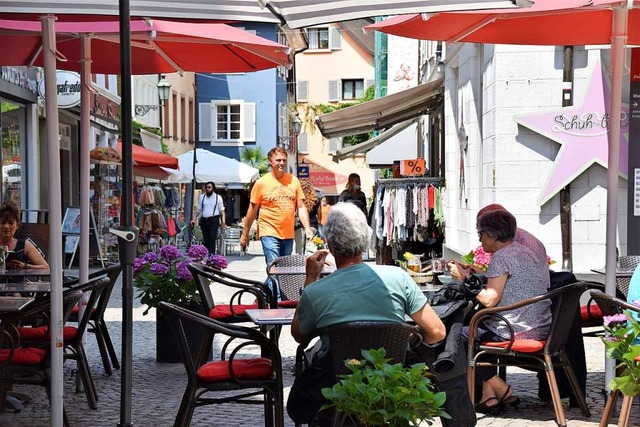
[147,40,185,74]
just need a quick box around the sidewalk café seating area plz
[0,247,637,426]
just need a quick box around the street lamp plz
[292,113,302,137]
[134,75,172,116]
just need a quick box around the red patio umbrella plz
[0,18,291,74]
[116,141,180,179]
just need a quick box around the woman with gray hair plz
[464,210,551,414]
[291,202,445,345]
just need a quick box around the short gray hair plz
[324,202,369,257]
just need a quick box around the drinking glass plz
[431,258,446,274]
[407,256,421,273]
[0,245,8,272]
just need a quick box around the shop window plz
[1,99,24,206]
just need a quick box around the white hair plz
[324,202,369,257]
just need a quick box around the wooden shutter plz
[328,137,340,153]
[328,80,341,102]
[329,27,342,50]
[297,132,308,153]
[365,79,375,91]
[242,102,256,142]
[297,80,309,102]
[198,102,212,142]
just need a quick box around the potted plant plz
[134,244,228,362]
[321,348,449,427]
[601,307,640,397]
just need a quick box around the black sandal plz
[475,397,503,415]
[498,385,521,407]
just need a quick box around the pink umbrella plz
[368,0,637,390]
[0,19,291,74]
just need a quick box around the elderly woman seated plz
[452,210,552,414]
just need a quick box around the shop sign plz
[297,165,309,178]
[308,171,348,187]
[37,71,81,109]
[515,61,629,205]
[400,158,426,176]
[1,66,38,95]
[91,92,120,124]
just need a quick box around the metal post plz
[118,2,138,425]
[560,45,574,271]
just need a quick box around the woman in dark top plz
[0,202,48,270]
[338,173,367,217]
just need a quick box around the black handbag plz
[287,350,334,424]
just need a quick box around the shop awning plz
[334,119,418,161]
[316,70,444,139]
[366,123,420,167]
[301,155,350,196]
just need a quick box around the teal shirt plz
[627,264,640,322]
[296,263,427,338]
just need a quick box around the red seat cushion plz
[482,339,546,353]
[209,303,258,320]
[18,325,77,341]
[278,300,298,308]
[196,357,273,382]
[580,304,603,322]
[71,306,97,316]
[0,347,47,365]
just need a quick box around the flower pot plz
[156,302,213,364]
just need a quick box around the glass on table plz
[431,259,448,275]
[407,256,421,273]
[0,245,8,272]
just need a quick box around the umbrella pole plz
[604,4,629,389]
[118,2,138,426]
[41,14,65,427]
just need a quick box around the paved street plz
[0,244,637,426]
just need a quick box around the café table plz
[591,268,634,278]
[0,296,35,313]
[0,269,51,284]
[0,282,51,294]
[246,308,296,326]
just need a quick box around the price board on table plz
[400,158,426,176]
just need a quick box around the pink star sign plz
[515,61,629,205]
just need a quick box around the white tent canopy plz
[164,148,259,185]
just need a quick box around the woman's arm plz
[475,273,507,308]
[23,239,49,269]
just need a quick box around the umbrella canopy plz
[257,0,530,29]
[166,148,259,184]
[365,0,640,45]
[0,19,291,74]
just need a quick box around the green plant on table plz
[601,306,640,397]
[321,348,448,427]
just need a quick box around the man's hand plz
[305,249,328,285]
[190,220,196,227]
[240,233,249,248]
[305,228,314,240]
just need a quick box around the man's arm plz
[297,199,312,238]
[219,196,226,229]
[240,202,258,247]
[409,303,446,344]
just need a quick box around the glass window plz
[342,79,364,100]
[307,28,329,49]
[215,104,241,140]
[1,99,24,205]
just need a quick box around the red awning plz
[116,141,179,169]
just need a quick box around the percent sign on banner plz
[400,158,426,176]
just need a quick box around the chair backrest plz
[616,255,640,297]
[590,290,640,317]
[92,263,122,320]
[158,301,280,380]
[545,282,587,355]
[225,227,242,241]
[69,276,110,339]
[321,321,417,376]
[267,254,306,302]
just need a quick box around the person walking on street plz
[338,173,367,217]
[240,146,313,266]
[192,182,225,255]
[316,196,331,238]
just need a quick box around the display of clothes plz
[372,178,445,246]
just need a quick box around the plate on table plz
[438,275,455,285]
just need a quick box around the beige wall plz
[163,72,196,157]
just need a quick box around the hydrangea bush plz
[133,244,228,315]
[601,305,640,397]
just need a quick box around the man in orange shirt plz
[240,147,313,267]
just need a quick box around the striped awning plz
[258,0,530,29]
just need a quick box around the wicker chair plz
[466,282,590,427]
[266,255,306,308]
[590,290,640,427]
[158,301,284,427]
[616,255,640,298]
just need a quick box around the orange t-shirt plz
[250,172,304,239]
[317,204,331,225]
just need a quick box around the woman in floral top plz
[459,210,552,414]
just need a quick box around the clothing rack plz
[376,177,445,187]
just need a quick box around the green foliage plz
[321,348,448,426]
[601,309,640,397]
[379,168,394,179]
[240,146,269,176]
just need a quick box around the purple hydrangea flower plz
[603,313,629,328]
[133,257,146,273]
[142,252,159,263]
[188,244,209,259]
[207,254,228,270]
[150,262,169,276]
[159,245,181,261]
[176,260,193,281]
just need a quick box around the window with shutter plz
[328,137,340,153]
[297,133,309,154]
[297,80,309,102]
[328,80,341,102]
[341,79,364,100]
[329,27,342,50]
[198,102,213,142]
[365,79,375,91]
[209,100,255,145]
[307,27,329,49]
[242,103,256,142]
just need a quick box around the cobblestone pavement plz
[0,243,638,426]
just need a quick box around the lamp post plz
[292,113,302,176]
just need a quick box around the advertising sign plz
[37,70,81,108]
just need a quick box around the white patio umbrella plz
[164,149,260,185]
